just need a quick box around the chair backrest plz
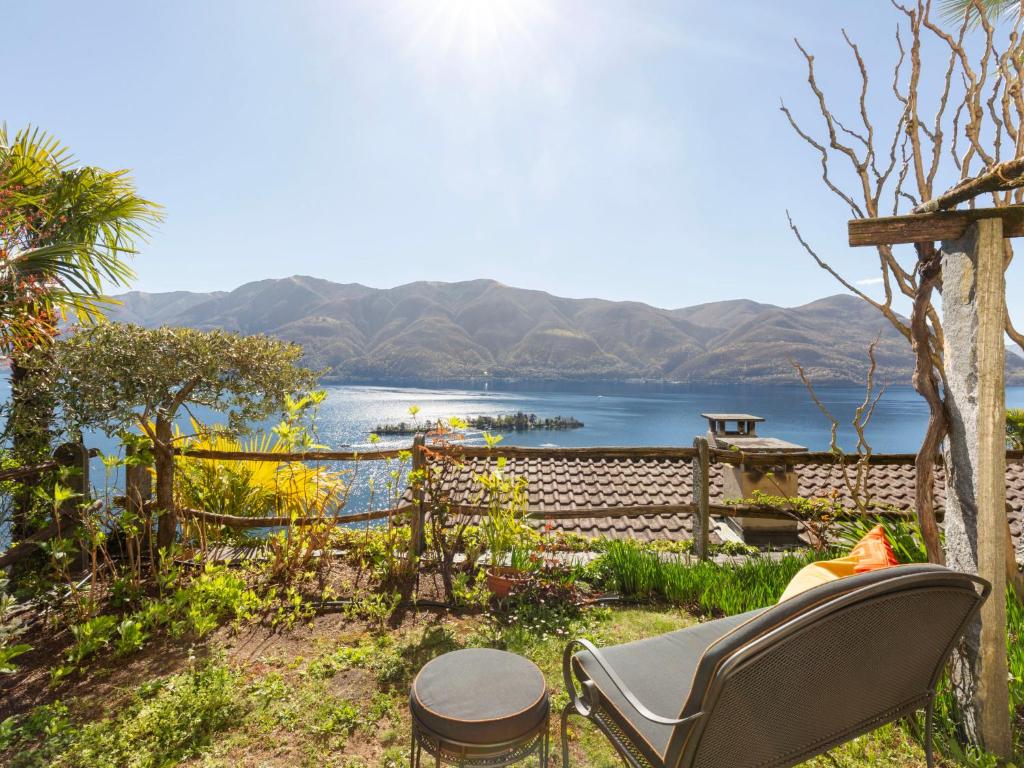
[667,564,989,768]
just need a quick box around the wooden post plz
[940,217,1012,757]
[410,433,427,558]
[125,443,152,519]
[125,442,153,561]
[53,442,89,508]
[53,442,90,571]
[692,437,711,560]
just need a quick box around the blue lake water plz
[8,381,1024,516]
[315,382,1024,454]
[317,381,1024,514]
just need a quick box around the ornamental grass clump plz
[599,540,818,616]
[656,554,816,616]
[601,540,661,599]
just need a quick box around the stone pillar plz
[940,217,1012,757]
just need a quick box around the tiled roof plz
[419,452,1024,552]
[797,462,1024,548]
[422,454,716,543]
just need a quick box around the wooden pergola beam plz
[848,205,1024,246]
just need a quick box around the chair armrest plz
[562,638,702,727]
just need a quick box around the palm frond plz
[1,124,163,352]
[937,0,1022,24]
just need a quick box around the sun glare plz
[404,0,553,70]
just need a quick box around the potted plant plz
[476,463,532,598]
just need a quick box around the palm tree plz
[938,0,1022,22]
[0,125,161,538]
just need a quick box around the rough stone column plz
[940,217,1011,756]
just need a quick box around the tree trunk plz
[154,416,176,553]
[910,243,947,565]
[940,219,1012,757]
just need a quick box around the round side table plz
[409,648,550,767]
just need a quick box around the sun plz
[403,0,553,68]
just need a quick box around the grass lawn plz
[1,600,935,768]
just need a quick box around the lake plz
[9,381,1024,516]
[316,382,1024,454]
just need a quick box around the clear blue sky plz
[6,1,1021,317]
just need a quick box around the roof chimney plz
[700,413,807,547]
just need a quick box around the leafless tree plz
[784,1,1024,750]
[783,0,1024,567]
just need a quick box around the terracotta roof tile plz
[415,452,1024,554]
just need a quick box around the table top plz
[412,648,547,724]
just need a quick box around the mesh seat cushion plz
[572,609,767,765]
[410,648,549,745]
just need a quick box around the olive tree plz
[37,324,319,550]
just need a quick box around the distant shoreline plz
[319,375,903,390]
[317,376,1024,394]
[318,377,929,395]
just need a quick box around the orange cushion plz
[848,524,899,573]
[778,525,899,603]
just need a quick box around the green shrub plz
[306,641,376,680]
[114,618,147,656]
[309,697,361,739]
[55,564,263,679]
[67,615,118,665]
[6,662,244,768]
[176,564,263,635]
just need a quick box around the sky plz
[6,0,1023,318]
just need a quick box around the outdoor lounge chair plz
[561,564,989,768]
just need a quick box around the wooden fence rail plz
[177,499,913,534]
[0,446,100,484]
[172,447,407,462]
[0,504,99,569]
[3,438,999,563]
[0,460,61,483]
[167,439,1024,467]
[164,440,960,545]
[0,443,93,568]
[179,505,412,528]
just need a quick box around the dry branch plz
[783,0,1024,566]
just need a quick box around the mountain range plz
[108,276,1024,386]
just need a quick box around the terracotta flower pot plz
[485,566,528,599]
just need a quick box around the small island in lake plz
[372,411,584,435]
